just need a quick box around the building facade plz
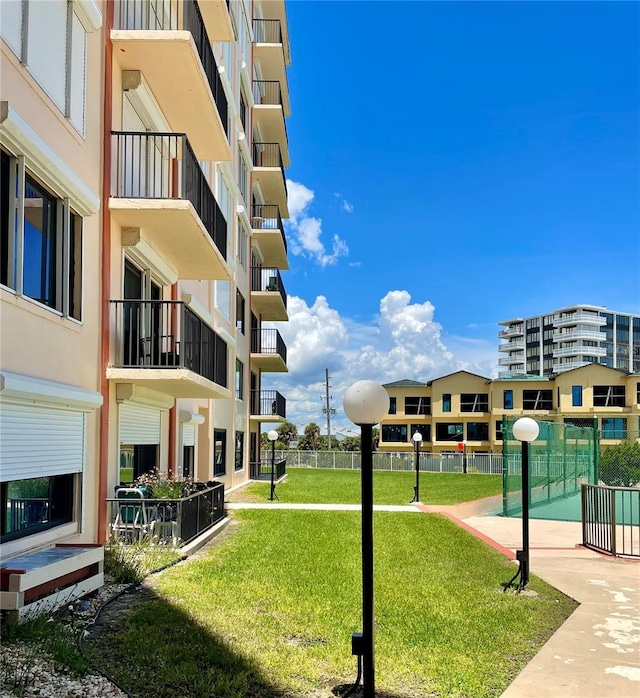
[1,0,291,609]
[379,365,640,454]
[498,304,640,377]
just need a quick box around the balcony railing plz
[251,204,287,254]
[253,142,287,197]
[553,345,607,358]
[110,300,228,388]
[251,266,287,309]
[114,0,228,135]
[107,482,225,547]
[498,356,524,366]
[499,340,524,352]
[253,80,282,106]
[250,458,286,481]
[250,389,286,418]
[498,326,524,339]
[111,131,227,260]
[251,328,287,364]
[552,330,605,343]
[253,18,282,44]
[554,313,606,327]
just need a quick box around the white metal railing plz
[554,313,606,327]
[499,326,524,338]
[552,329,605,342]
[552,360,595,372]
[553,345,606,358]
[499,340,524,352]
[499,356,525,366]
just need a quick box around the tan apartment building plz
[0,0,106,613]
[379,365,640,454]
[1,0,292,616]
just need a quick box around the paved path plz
[226,502,420,512]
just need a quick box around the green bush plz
[599,443,640,487]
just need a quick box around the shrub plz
[599,443,640,487]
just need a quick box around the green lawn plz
[86,510,576,698]
[227,467,503,506]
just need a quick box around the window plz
[442,394,451,412]
[235,359,244,400]
[215,280,231,320]
[213,429,226,477]
[238,148,248,204]
[410,424,430,441]
[235,431,244,471]
[240,91,247,132]
[593,386,625,408]
[601,418,627,439]
[1,474,74,543]
[381,424,407,442]
[236,291,245,334]
[572,386,583,407]
[503,390,513,410]
[0,0,87,134]
[637,382,640,405]
[466,422,489,441]
[1,151,83,319]
[237,219,248,270]
[460,394,489,413]
[522,390,553,411]
[388,397,397,415]
[405,396,431,415]
[496,420,503,441]
[435,423,463,442]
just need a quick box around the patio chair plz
[110,487,156,543]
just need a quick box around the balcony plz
[252,142,289,217]
[251,267,287,321]
[252,81,289,166]
[250,204,288,269]
[498,325,524,339]
[554,313,606,328]
[551,360,595,374]
[112,0,230,161]
[251,328,287,373]
[250,389,286,421]
[553,345,607,358]
[197,0,234,42]
[253,19,290,116]
[107,300,230,399]
[498,339,524,352]
[553,329,605,343]
[498,356,525,367]
[110,132,230,281]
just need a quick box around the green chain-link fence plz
[597,435,640,488]
[502,417,598,522]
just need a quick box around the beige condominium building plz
[0,0,291,616]
[379,365,640,454]
[1,0,106,614]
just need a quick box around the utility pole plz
[322,368,336,448]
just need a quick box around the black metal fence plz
[251,266,287,310]
[250,389,286,418]
[250,459,287,481]
[582,483,640,557]
[111,131,227,260]
[110,300,228,388]
[253,142,287,199]
[114,0,228,134]
[251,328,287,364]
[107,482,225,547]
[253,17,282,44]
[251,204,287,254]
[253,80,282,106]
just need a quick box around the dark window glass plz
[1,150,11,287]
[381,424,407,442]
[410,424,430,441]
[593,386,625,407]
[236,291,245,334]
[24,177,58,308]
[442,394,451,413]
[496,420,503,441]
[572,385,583,407]
[235,359,244,400]
[405,396,431,415]
[503,390,513,410]
[182,445,194,479]
[460,394,488,413]
[435,422,463,441]
[1,475,74,543]
[69,212,82,320]
[522,390,553,410]
[637,382,640,405]
[235,431,244,471]
[214,429,226,477]
[388,397,397,415]
[564,417,592,428]
[466,422,489,440]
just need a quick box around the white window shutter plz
[27,0,68,112]
[0,0,23,59]
[69,11,86,135]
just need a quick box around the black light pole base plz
[503,549,530,593]
[504,439,531,593]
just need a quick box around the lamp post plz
[268,429,278,501]
[505,417,539,592]
[462,439,468,474]
[410,431,423,503]
[343,380,390,698]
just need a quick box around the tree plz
[599,443,640,487]
[298,422,321,450]
[340,436,361,452]
[276,421,297,448]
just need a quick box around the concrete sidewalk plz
[461,515,640,698]
[226,502,420,512]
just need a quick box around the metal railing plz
[110,300,228,388]
[107,482,225,547]
[111,131,227,260]
[499,326,524,339]
[251,204,287,254]
[582,483,640,557]
[251,328,287,364]
[251,266,287,309]
[554,313,607,327]
[250,459,287,481]
[253,18,282,44]
[253,80,282,106]
[114,0,228,134]
[252,142,287,198]
[250,389,286,418]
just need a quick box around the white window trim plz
[73,0,102,32]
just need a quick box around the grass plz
[227,467,503,506]
[85,510,577,698]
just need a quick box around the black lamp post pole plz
[411,438,420,503]
[269,439,276,501]
[360,423,375,697]
[520,439,530,588]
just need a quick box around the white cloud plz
[263,291,498,432]
[286,180,349,267]
[334,192,354,213]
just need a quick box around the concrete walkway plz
[226,502,420,512]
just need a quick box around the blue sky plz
[264,0,640,434]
